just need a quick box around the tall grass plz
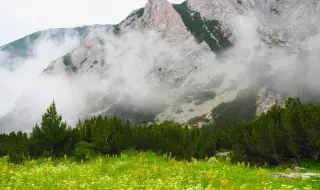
[0,150,319,189]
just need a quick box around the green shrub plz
[74,141,95,160]
[8,151,25,164]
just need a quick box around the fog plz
[0,35,80,115]
[1,9,320,133]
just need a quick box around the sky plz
[0,0,184,46]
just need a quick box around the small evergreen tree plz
[30,100,68,157]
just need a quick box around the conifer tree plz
[30,100,68,157]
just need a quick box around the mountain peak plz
[3,0,318,133]
[147,0,168,4]
[142,0,190,43]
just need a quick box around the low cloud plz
[0,33,80,131]
[2,8,320,133]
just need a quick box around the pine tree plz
[30,100,68,157]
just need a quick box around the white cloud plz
[0,35,80,117]
[0,0,185,46]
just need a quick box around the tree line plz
[0,98,319,165]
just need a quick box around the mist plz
[1,7,320,133]
[0,32,81,131]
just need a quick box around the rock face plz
[0,25,106,67]
[37,0,237,125]
[0,25,108,71]
[256,87,284,115]
[269,173,320,180]
[188,0,320,46]
[2,0,320,132]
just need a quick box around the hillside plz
[2,0,320,133]
[0,0,236,133]
[1,1,320,188]
[0,25,112,58]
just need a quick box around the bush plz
[74,141,95,160]
[8,151,25,164]
[42,150,52,158]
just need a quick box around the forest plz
[0,97,319,166]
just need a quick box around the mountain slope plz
[0,0,235,133]
[1,26,86,57]
[173,1,232,52]
[40,0,233,124]
[2,0,320,133]
[0,25,109,70]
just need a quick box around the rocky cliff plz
[2,0,320,132]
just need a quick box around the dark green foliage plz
[230,99,320,165]
[194,91,217,105]
[176,90,216,105]
[136,8,145,18]
[62,53,78,74]
[1,97,319,166]
[113,25,121,35]
[188,116,205,125]
[187,115,210,125]
[74,141,95,160]
[29,101,76,158]
[172,1,232,53]
[2,131,29,164]
[106,104,158,124]
[211,87,259,128]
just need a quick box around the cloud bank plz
[1,9,320,133]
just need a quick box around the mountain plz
[0,25,100,57]
[0,25,109,70]
[38,0,235,125]
[1,0,320,133]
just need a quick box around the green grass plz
[1,150,319,189]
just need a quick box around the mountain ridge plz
[1,0,320,133]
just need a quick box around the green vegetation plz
[105,103,160,124]
[211,87,260,129]
[176,89,217,105]
[113,25,121,35]
[1,97,320,166]
[230,97,320,165]
[173,1,232,53]
[1,97,320,188]
[188,115,210,125]
[187,86,258,128]
[62,53,78,74]
[1,151,319,189]
[136,8,145,18]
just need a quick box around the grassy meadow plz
[0,150,319,190]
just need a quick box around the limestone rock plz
[269,173,320,180]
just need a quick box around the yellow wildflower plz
[206,183,215,190]
[207,168,215,182]
[1,165,8,174]
[153,164,158,175]
[137,167,143,179]
[220,176,229,189]
[240,183,248,190]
